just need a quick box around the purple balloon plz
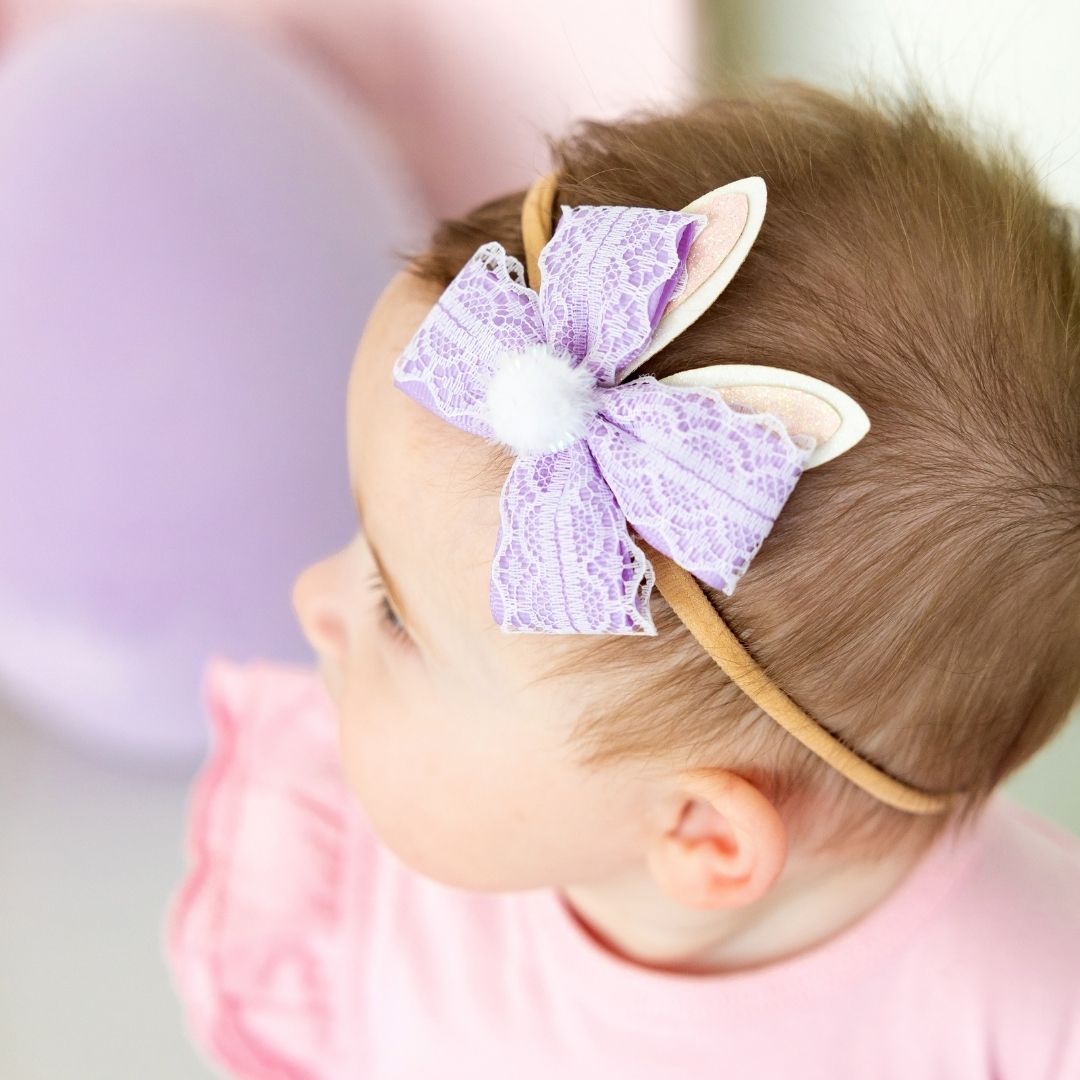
[0,8,426,768]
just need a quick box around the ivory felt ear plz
[614,174,868,468]
[621,175,767,379]
[659,364,871,469]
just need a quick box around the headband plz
[394,170,962,817]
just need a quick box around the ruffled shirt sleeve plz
[163,655,363,1079]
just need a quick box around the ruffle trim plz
[163,655,359,1079]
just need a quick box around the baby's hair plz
[400,80,1080,863]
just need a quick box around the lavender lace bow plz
[393,203,812,634]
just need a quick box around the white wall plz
[709,0,1080,205]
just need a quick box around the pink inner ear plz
[720,386,841,446]
[663,192,749,317]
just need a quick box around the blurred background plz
[0,1,1077,1076]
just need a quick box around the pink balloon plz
[0,0,697,217]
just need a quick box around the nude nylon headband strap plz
[521,171,959,816]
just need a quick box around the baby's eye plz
[366,571,411,647]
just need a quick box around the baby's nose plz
[291,558,348,659]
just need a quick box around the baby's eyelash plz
[366,571,411,646]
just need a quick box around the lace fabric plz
[393,203,813,634]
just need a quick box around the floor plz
[0,704,216,1079]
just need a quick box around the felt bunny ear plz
[660,363,870,469]
[619,174,868,467]
[620,176,767,379]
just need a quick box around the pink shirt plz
[165,656,1080,1079]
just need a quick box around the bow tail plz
[489,439,657,634]
[588,378,813,596]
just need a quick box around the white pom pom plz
[484,343,597,455]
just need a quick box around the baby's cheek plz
[334,676,406,815]
[335,707,376,820]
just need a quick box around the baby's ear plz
[660,364,871,469]
[626,176,767,375]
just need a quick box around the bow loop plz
[538,205,706,386]
[587,378,814,596]
[392,243,547,439]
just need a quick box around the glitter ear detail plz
[659,363,870,470]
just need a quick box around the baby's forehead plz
[354,269,502,504]
[349,272,510,647]
[351,267,604,685]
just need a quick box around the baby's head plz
[293,82,1080,907]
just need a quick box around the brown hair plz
[401,80,1080,862]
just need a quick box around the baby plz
[169,81,1080,1078]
